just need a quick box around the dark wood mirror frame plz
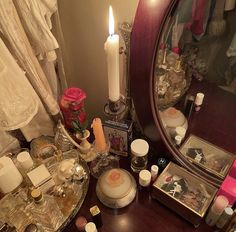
[130,0,223,187]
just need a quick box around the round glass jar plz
[130,139,149,173]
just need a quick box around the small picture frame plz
[103,120,133,156]
[152,162,217,226]
[180,134,235,179]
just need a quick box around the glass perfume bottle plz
[168,58,187,100]
[155,49,171,105]
[26,189,64,231]
[166,47,180,69]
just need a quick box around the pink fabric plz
[191,0,208,35]
[228,160,236,178]
[217,176,236,206]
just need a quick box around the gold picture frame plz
[152,162,217,226]
[180,134,235,179]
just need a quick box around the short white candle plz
[17,151,34,171]
[0,156,23,194]
[104,6,120,102]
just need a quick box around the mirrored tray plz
[0,149,90,232]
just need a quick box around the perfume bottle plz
[27,189,64,231]
[166,47,180,69]
[157,43,166,65]
[155,49,171,102]
[168,58,186,99]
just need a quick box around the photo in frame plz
[152,162,217,226]
[103,120,133,156]
[180,134,235,179]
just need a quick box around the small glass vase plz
[90,141,119,179]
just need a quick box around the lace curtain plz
[0,0,66,154]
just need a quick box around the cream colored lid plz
[99,169,132,199]
[139,170,151,182]
[131,139,149,157]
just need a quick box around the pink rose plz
[62,87,86,102]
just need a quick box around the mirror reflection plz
[154,0,236,179]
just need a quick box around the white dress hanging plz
[14,0,60,99]
[0,38,38,131]
[14,0,59,61]
[0,0,59,115]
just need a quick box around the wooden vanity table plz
[63,157,215,232]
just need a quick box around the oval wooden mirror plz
[130,0,236,187]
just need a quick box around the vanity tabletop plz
[63,157,216,232]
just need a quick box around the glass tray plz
[0,149,90,232]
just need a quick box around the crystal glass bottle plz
[168,58,187,100]
[27,189,64,231]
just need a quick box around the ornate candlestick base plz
[104,97,127,121]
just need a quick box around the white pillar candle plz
[17,151,34,171]
[0,156,23,194]
[104,6,120,102]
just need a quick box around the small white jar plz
[130,139,149,173]
[139,170,151,187]
[85,222,97,232]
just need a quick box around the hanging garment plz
[225,0,236,11]
[14,0,60,99]
[21,101,55,141]
[190,0,212,40]
[14,0,59,61]
[0,0,59,115]
[0,38,54,141]
[0,38,38,131]
[208,0,227,36]
[227,33,236,57]
[0,131,20,157]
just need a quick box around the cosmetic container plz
[151,165,159,182]
[139,170,151,187]
[184,95,195,118]
[194,93,204,112]
[130,139,149,173]
[205,195,229,226]
[175,135,182,146]
[85,222,97,232]
[216,207,234,228]
[75,216,87,231]
[90,205,102,228]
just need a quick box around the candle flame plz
[109,5,114,36]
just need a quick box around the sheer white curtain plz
[0,0,66,154]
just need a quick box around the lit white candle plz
[104,6,120,102]
[0,156,23,194]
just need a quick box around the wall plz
[58,0,139,122]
